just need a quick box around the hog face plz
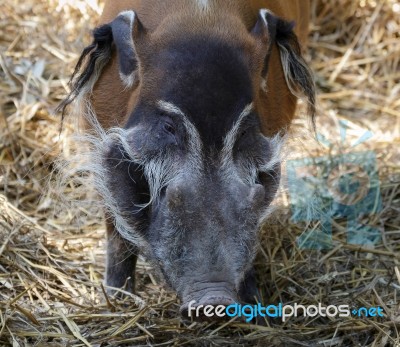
[58,7,314,317]
[102,36,283,310]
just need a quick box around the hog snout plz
[180,283,237,321]
[154,180,260,322]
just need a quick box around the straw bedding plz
[0,0,399,346]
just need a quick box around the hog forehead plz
[157,100,254,167]
[149,35,254,150]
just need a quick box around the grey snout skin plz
[151,179,265,322]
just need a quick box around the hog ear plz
[111,11,144,88]
[56,10,145,121]
[251,9,278,78]
[251,9,316,126]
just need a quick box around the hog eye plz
[163,122,175,135]
[256,171,267,185]
[239,129,247,138]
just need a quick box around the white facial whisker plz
[259,133,286,172]
[220,103,253,179]
[220,103,286,188]
[157,100,203,171]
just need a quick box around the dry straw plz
[1,0,399,346]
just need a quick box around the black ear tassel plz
[56,11,141,129]
[56,23,114,124]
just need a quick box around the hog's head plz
[60,8,314,316]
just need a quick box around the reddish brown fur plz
[91,0,309,136]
